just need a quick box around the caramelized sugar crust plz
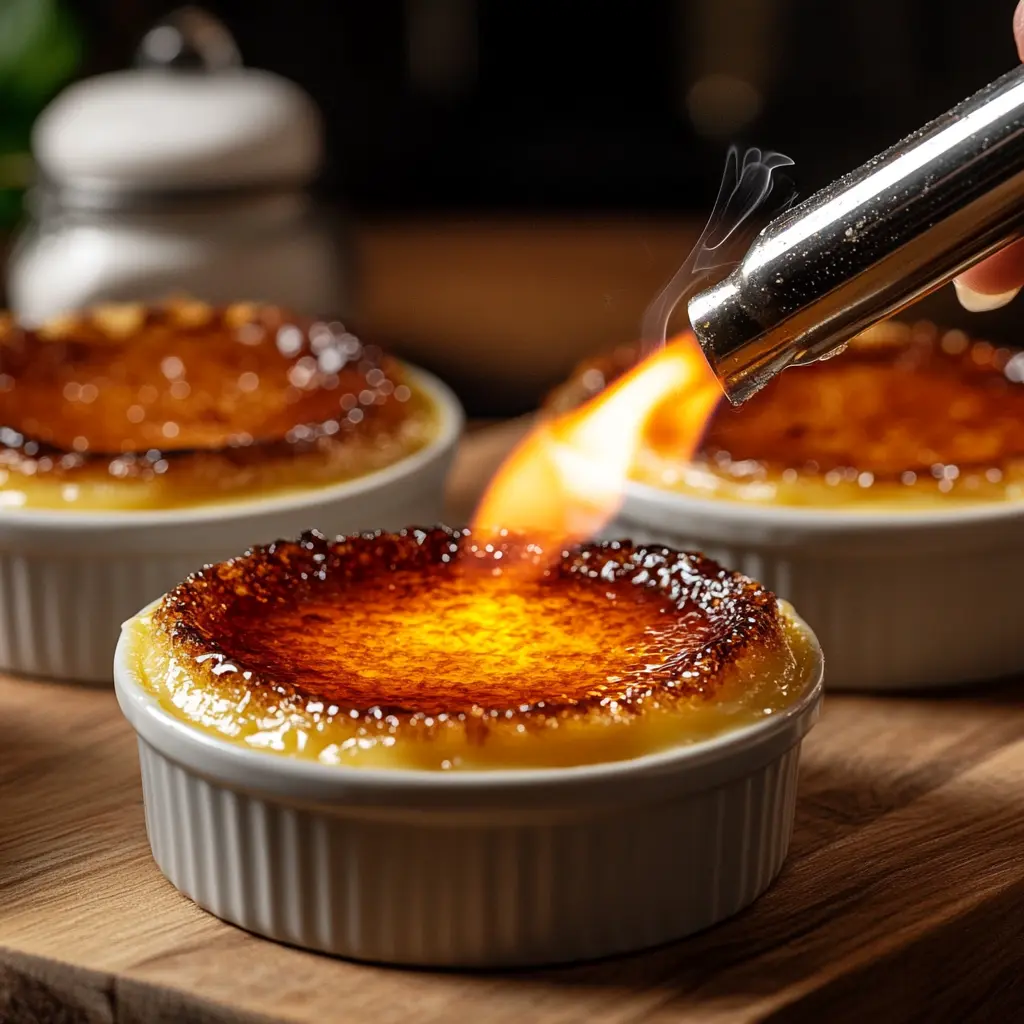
[549,322,1024,504]
[0,301,435,509]
[159,528,781,713]
[135,529,807,769]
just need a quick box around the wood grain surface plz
[2,421,1024,1023]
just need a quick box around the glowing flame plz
[471,332,721,550]
[470,148,795,558]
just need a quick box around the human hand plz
[953,1,1024,310]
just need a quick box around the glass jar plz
[5,8,352,323]
[9,186,351,323]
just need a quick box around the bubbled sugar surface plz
[159,529,783,718]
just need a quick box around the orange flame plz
[471,332,722,550]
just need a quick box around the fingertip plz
[953,6,1024,309]
[957,237,1024,298]
[953,279,1020,312]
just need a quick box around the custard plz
[0,300,437,511]
[549,321,1024,508]
[124,528,815,771]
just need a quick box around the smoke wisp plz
[641,147,796,353]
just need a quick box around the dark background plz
[62,1,1020,215]
[3,2,1020,414]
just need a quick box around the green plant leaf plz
[0,0,81,103]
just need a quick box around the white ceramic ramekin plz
[0,366,463,683]
[113,607,822,968]
[606,483,1024,690]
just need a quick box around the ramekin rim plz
[0,363,463,532]
[113,600,824,794]
[622,478,1024,533]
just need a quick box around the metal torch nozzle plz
[689,63,1024,405]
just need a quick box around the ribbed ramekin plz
[0,366,463,683]
[114,603,822,968]
[606,483,1024,690]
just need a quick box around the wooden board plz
[3,423,1024,1023]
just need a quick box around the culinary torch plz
[689,63,1024,404]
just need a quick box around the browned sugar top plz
[551,323,1024,480]
[155,528,784,718]
[0,301,414,458]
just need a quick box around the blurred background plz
[1,0,1021,414]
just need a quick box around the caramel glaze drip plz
[155,528,785,727]
[0,300,423,496]
[549,321,1024,493]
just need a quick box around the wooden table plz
[3,423,1024,1024]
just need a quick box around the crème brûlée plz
[549,320,1024,508]
[0,300,437,511]
[124,528,817,771]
